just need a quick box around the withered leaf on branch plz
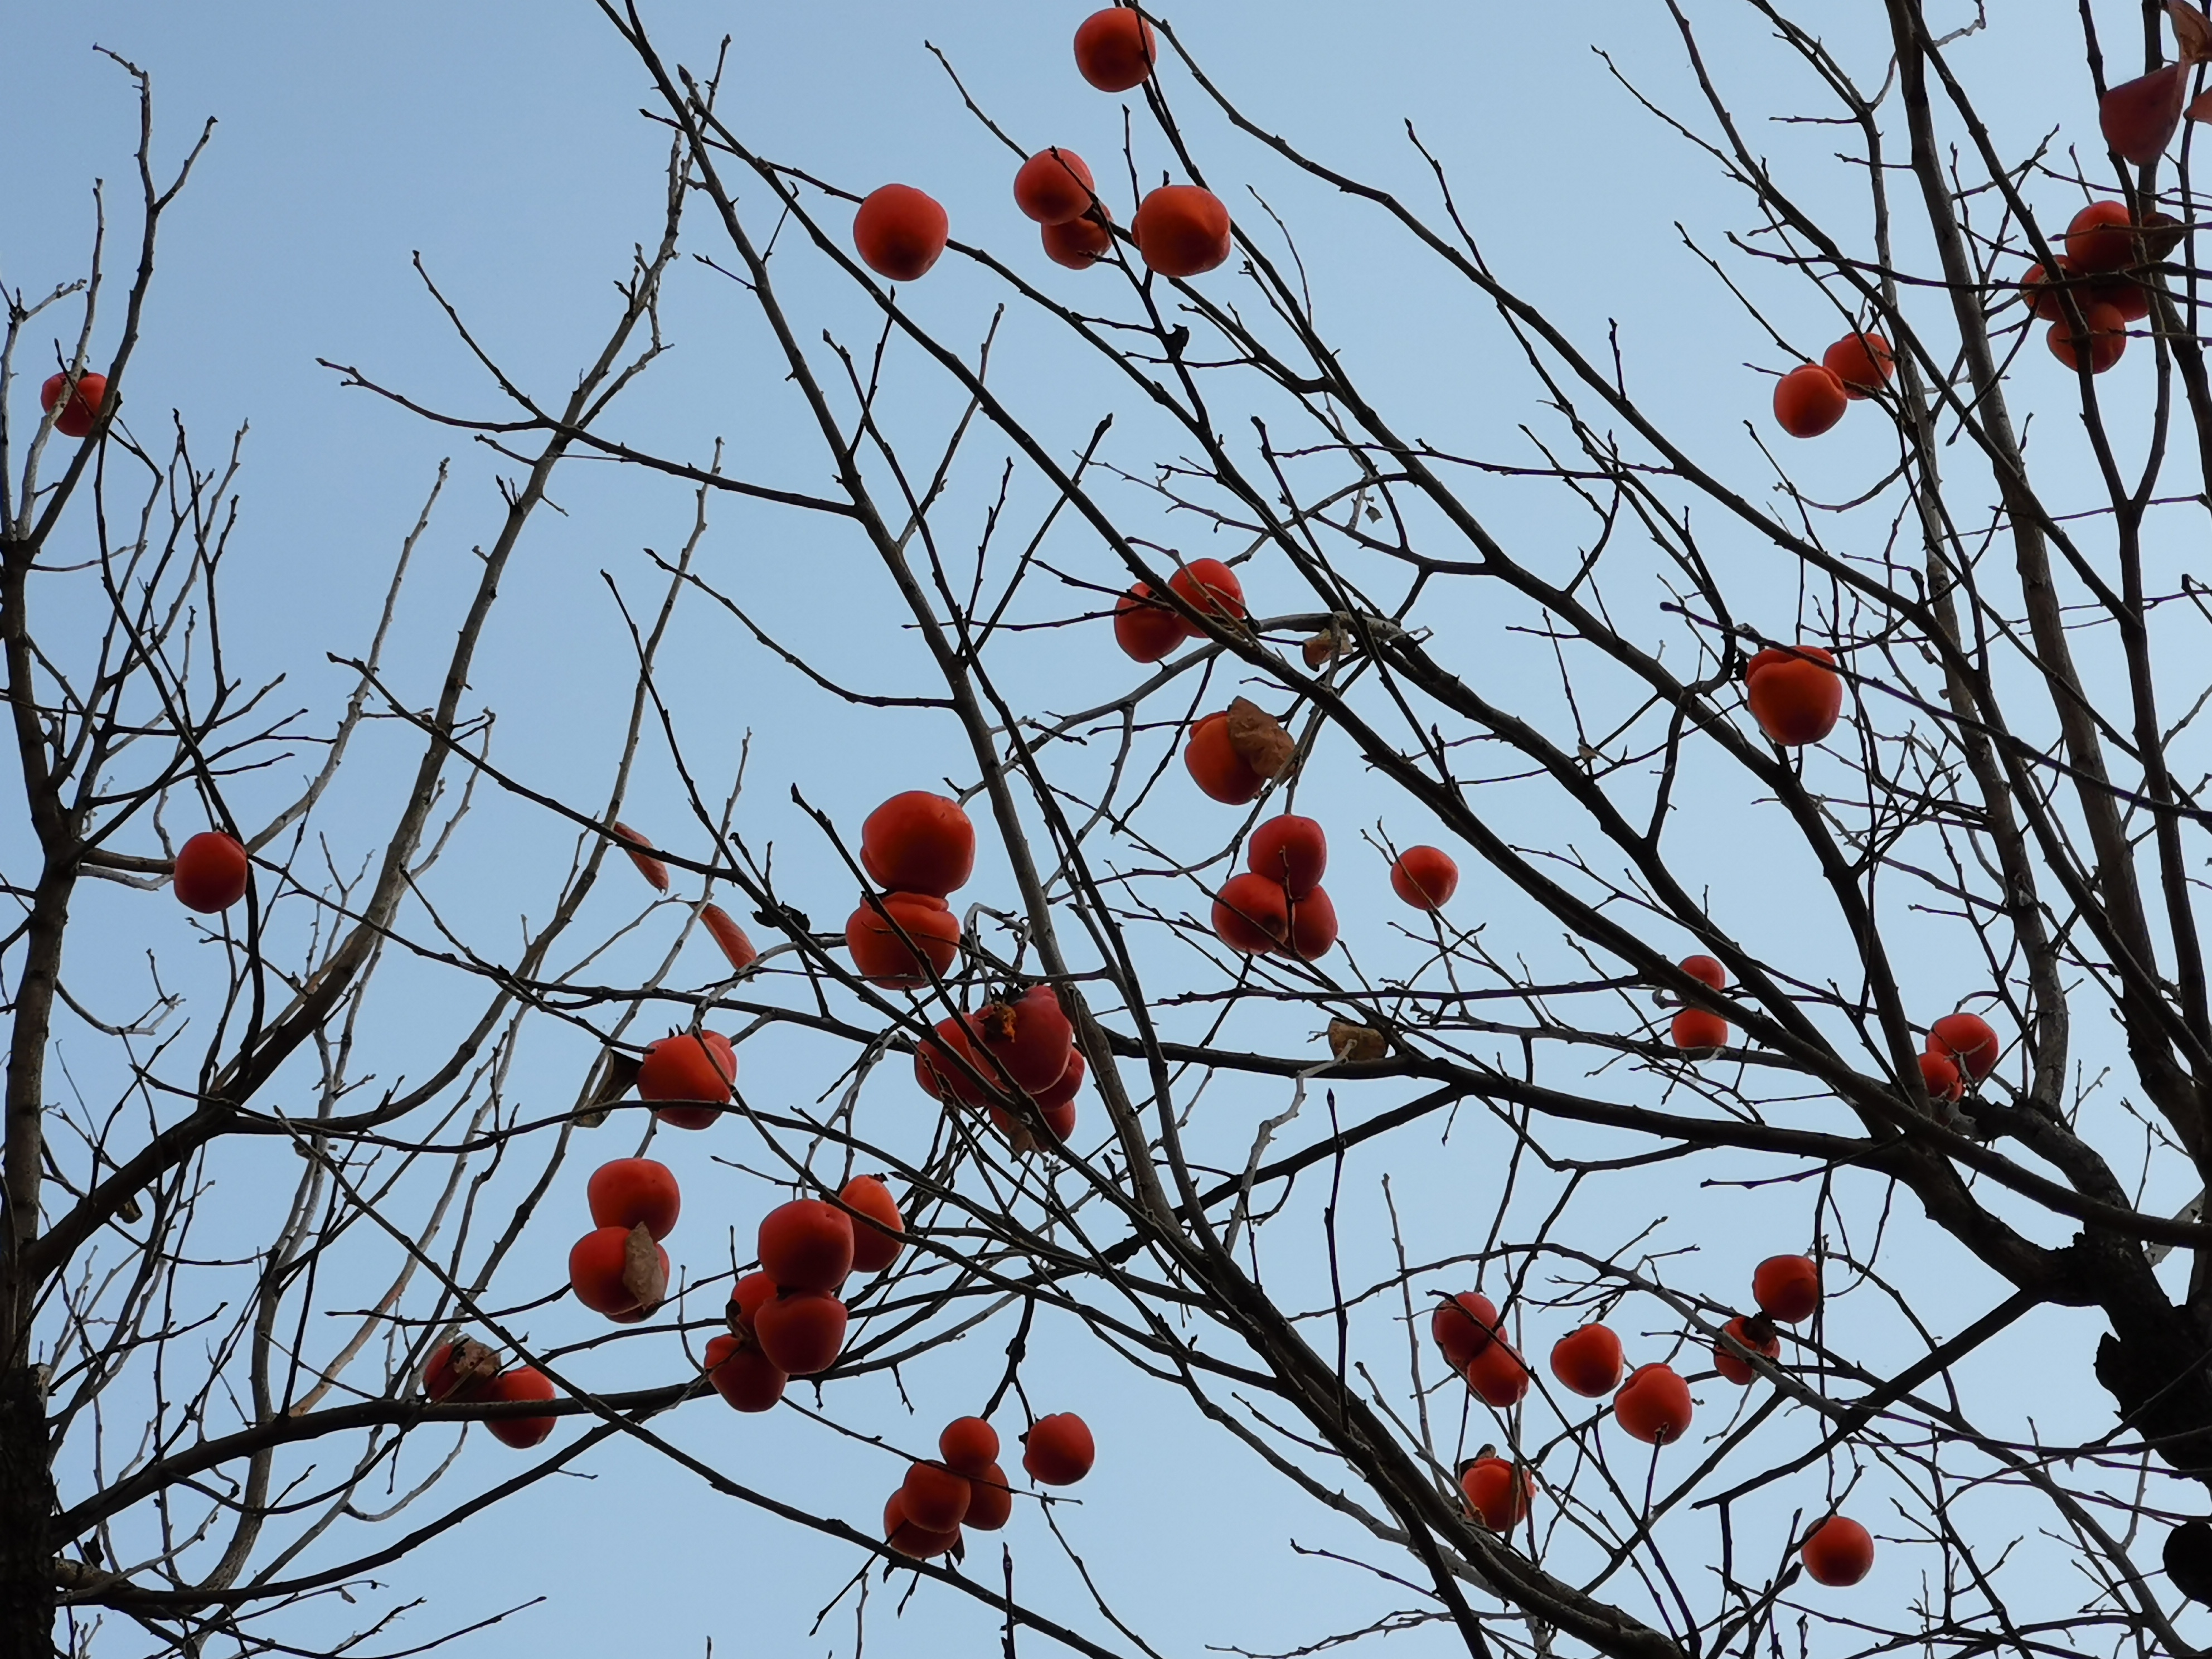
[2104,64,2189,164]
[612,821,672,893]
[1328,1020,1388,1063]
[575,1048,642,1128]
[1226,697,1297,780]
[2172,0,2212,64]
[446,1337,502,1391]
[1302,625,1343,670]
[622,1221,668,1316]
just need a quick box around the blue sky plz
[6,4,2184,1656]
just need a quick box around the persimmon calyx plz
[622,1222,668,1314]
[1225,698,1297,779]
[1328,1020,1388,1063]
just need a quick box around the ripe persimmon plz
[1713,1313,1780,1385]
[1187,712,1269,805]
[884,1491,962,1558]
[729,1270,777,1335]
[1286,885,1338,961]
[1613,1362,1693,1445]
[940,1416,1000,1476]
[2065,200,2138,273]
[2048,301,2127,372]
[973,985,1075,1093]
[846,891,962,987]
[1801,1515,1875,1587]
[2092,275,2152,322]
[1680,954,1725,990]
[853,184,949,282]
[1114,582,1185,661]
[1459,1456,1534,1530]
[1212,871,1291,954]
[1752,1253,1821,1323]
[41,370,108,438]
[483,1367,557,1448]
[173,831,250,914]
[1744,644,1843,746]
[861,792,975,896]
[1390,845,1459,910]
[586,1157,681,1240]
[1022,1412,1096,1485]
[1772,363,1849,438]
[1918,1049,1963,1103]
[2020,259,2078,321]
[1167,557,1246,630]
[1670,1008,1729,1056]
[1431,1292,1500,1370]
[1014,147,1096,225]
[1466,1336,1533,1408]
[963,1463,1015,1530]
[1133,185,1233,278]
[422,1337,499,1403]
[1073,6,1156,92]
[1822,332,1895,399]
[1549,1324,1626,1398]
[759,1198,855,1292]
[567,1224,668,1320]
[901,1461,973,1531]
[1043,210,1115,269]
[638,1031,736,1129]
[989,1095,1077,1152]
[915,1013,991,1105]
[1031,1045,1087,1111]
[1927,1011,1999,1080]
[753,1289,847,1375]
[842,1174,905,1273]
[612,822,670,892]
[703,1333,788,1413]
[1248,814,1327,899]
[701,902,758,973]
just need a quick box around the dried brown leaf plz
[575,1049,641,1129]
[1328,1020,1388,1063]
[2172,0,2212,63]
[1225,698,1297,780]
[613,821,671,893]
[622,1221,668,1314]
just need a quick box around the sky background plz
[4,3,2186,1657]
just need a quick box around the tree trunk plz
[0,1363,51,1658]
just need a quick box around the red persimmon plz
[567,1224,669,1320]
[841,1175,905,1273]
[1460,1456,1534,1530]
[1431,1292,1500,1370]
[853,185,949,282]
[1212,871,1291,954]
[1927,1011,2000,1080]
[1822,332,1895,399]
[1680,954,1725,989]
[40,370,108,438]
[1022,1413,1096,1485]
[1133,185,1233,278]
[846,891,962,987]
[1390,846,1458,910]
[884,1491,962,1558]
[1613,1363,1694,1445]
[963,1463,1015,1530]
[1802,1515,1875,1587]
[1248,814,1327,899]
[1744,644,1844,746]
[1073,6,1156,91]
[753,1289,847,1376]
[1014,147,1096,225]
[861,792,975,896]
[703,1333,788,1413]
[940,1416,1000,1476]
[1167,557,1246,630]
[1670,1008,1730,1056]
[1466,1337,1533,1409]
[1549,1324,1626,1398]
[1043,211,1115,270]
[973,986,1075,1094]
[901,1461,973,1532]
[1772,363,1849,439]
[1918,1050,1963,1103]
[2048,300,2128,372]
[1114,582,1185,661]
[483,1367,558,1448]
[173,831,251,914]
[1186,711,1269,805]
[638,1031,736,1129]
[422,1338,499,1403]
[2065,200,2138,273]
[1752,1254,1821,1324]
[1286,885,1339,961]
[1713,1314,1781,1385]
[758,1199,855,1293]
[586,1157,681,1240]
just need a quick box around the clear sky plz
[4,4,2169,1657]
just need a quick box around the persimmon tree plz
[14,2,2212,1656]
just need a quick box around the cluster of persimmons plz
[1435,1255,1874,1587]
[850,8,1233,285]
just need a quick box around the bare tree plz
[14,3,2212,1655]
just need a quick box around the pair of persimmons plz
[882,1411,1095,1560]
[851,9,1231,284]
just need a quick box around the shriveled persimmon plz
[1390,845,1459,910]
[1022,1412,1096,1484]
[422,1337,499,1403]
[1073,6,1156,92]
[1013,147,1095,225]
[1744,644,1843,746]
[173,831,251,914]
[853,185,949,282]
[861,791,975,896]
[1133,185,1233,278]
[1613,1362,1693,1445]
[1772,363,1848,438]
[846,891,961,987]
